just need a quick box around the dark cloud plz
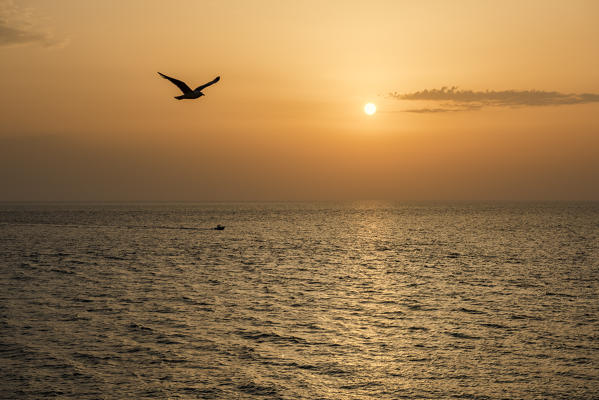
[403,105,482,113]
[404,107,458,113]
[390,86,599,112]
[0,1,65,48]
[0,23,52,47]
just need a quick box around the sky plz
[1,0,598,201]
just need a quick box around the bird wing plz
[158,72,192,94]
[194,76,220,92]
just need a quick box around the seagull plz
[158,72,220,100]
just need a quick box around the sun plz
[364,102,376,115]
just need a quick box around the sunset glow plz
[1,0,598,201]
[364,103,377,115]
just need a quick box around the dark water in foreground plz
[1,202,598,399]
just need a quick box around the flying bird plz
[158,72,220,100]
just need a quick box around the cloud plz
[0,0,66,48]
[0,23,53,47]
[403,105,482,113]
[390,86,599,113]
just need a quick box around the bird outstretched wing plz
[158,72,192,94]
[194,76,220,92]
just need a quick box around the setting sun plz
[364,102,377,115]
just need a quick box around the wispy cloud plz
[0,0,66,48]
[403,105,482,113]
[390,86,599,113]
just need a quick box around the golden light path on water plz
[1,202,598,398]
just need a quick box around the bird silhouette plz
[158,72,220,100]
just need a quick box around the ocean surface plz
[1,202,598,399]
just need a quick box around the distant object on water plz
[158,72,220,100]
[213,224,225,230]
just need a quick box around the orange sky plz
[1,0,598,201]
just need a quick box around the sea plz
[1,202,598,399]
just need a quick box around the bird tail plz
[175,95,185,100]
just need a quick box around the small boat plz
[213,224,225,230]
